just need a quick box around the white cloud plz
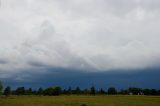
[0,0,160,76]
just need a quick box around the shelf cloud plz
[0,0,160,79]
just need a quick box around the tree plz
[67,86,72,95]
[151,89,157,95]
[0,81,2,95]
[3,86,11,96]
[83,88,89,95]
[158,90,160,95]
[75,86,81,94]
[62,89,67,94]
[143,89,151,95]
[108,87,117,95]
[37,87,43,95]
[44,86,61,96]
[90,86,96,95]
[26,88,32,95]
[44,87,54,96]
[15,87,25,95]
[99,88,105,94]
[128,87,142,95]
[119,89,128,95]
[53,86,61,95]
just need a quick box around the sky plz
[0,0,160,89]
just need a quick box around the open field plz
[0,95,160,106]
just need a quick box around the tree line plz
[0,81,160,96]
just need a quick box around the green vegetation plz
[9,86,160,96]
[0,80,160,96]
[0,80,160,106]
[0,81,2,95]
[90,86,96,95]
[3,86,11,96]
[43,86,61,96]
[0,95,160,106]
[108,87,117,95]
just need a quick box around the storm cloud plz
[0,0,160,80]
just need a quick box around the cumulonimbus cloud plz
[0,0,160,78]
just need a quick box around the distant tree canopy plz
[90,86,96,95]
[37,87,43,95]
[99,88,106,94]
[15,87,25,95]
[67,86,72,94]
[43,86,61,96]
[0,81,159,96]
[26,88,32,95]
[4,86,11,96]
[128,87,142,95]
[108,87,117,95]
[0,81,3,95]
[75,86,81,94]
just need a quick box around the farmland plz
[0,95,160,106]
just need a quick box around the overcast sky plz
[0,0,160,82]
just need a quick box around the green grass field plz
[0,95,160,106]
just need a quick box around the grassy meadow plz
[0,95,160,106]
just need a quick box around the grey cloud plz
[0,0,160,77]
[17,20,97,70]
[28,61,48,67]
[0,59,8,64]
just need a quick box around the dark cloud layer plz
[2,67,160,89]
[0,0,160,88]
